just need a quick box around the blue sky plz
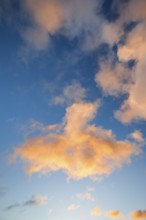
[0,0,146,220]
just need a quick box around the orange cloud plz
[91,207,101,216]
[106,210,122,219]
[11,101,140,179]
[132,210,146,219]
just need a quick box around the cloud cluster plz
[11,101,140,179]
[95,0,146,123]
[21,0,104,50]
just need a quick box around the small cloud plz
[52,81,87,106]
[106,210,122,219]
[131,210,146,219]
[48,209,53,215]
[76,187,94,201]
[23,194,47,207]
[129,130,144,143]
[91,207,101,216]
[68,204,80,211]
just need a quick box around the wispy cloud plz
[67,204,80,211]
[4,194,47,211]
[76,187,94,201]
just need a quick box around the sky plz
[0,0,146,219]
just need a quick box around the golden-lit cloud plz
[91,207,101,216]
[106,210,122,219]
[11,101,140,179]
[131,210,146,219]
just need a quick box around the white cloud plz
[68,204,80,211]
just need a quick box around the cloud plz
[52,81,87,105]
[94,0,146,123]
[68,204,80,211]
[91,207,101,216]
[106,210,122,219]
[5,202,20,211]
[23,194,47,207]
[11,101,140,180]
[130,130,144,143]
[131,210,146,219]
[95,60,134,96]
[76,187,94,201]
[115,22,146,123]
[21,0,104,50]
[4,194,47,211]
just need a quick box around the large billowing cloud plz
[95,0,146,123]
[11,101,140,179]
[115,22,146,123]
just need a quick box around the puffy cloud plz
[22,0,104,50]
[130,130,144,143]
[91,207,101,216]
[95,0,146,123]
[106,210,122,219]
[120,0,146,23]
[68,204,80,211]
[11,101,140,180]
[95,60,134,96]
[131,210,146,219]
[52,81,87,105]
[115,22,146,123]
